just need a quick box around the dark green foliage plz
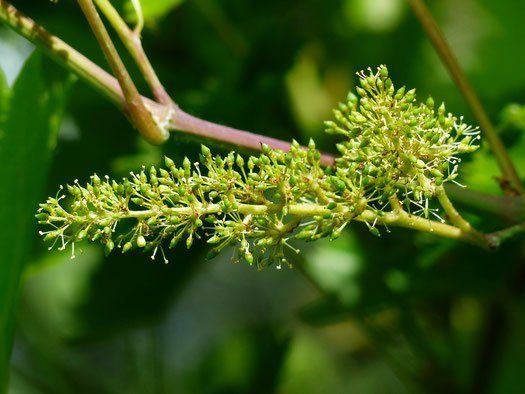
[0,53,72,390]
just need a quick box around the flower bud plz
[201,145,211,157]
[123,242,133,253]
[137,236,146,248]
[105,240,115,255]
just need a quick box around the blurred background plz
[1,0,525,393]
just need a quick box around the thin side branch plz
[77,0,168,144]
[130,0,144,35]
[436,186,485,244]
[445,184,525,222]
[93,0,171,104]
[485,221,525,249]
[406,0,523,194]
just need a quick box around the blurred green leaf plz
[22,246,103,339]
[462,103,525,194]
[344,0,406,33]
[303,233,364,305]
[277,332,347,394]
[0,66,8,119]
[125,0,185,24]
[187,326,290,394]
[0,53,71,390]
[71,246,206,340]
[470,1,525,100]
[500,103,525,132]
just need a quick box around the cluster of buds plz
[37,66,480,267]
[37,141,366,269]
[325,65,479,217]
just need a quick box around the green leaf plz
[125,0,185,24]
[0,67,8,126]
[0,53,72,391]
[500,103,525,132]
[462,103,525,194]
[303,233,364,307]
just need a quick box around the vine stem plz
[406,0,523,194]
[169,110,339,164]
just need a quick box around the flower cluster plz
[37,141,365,269]
[37,65,480,267]
[325,66,479,214]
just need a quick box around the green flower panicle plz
[325,65,479,208]
[37,65,482,266]
[37,141,364,269]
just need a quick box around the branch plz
[445,184,525,222]
[435,186,485,245]
[77,0,168,144]
[93,0,171,104]
[0,0,336,166]
[0,0,123,106]
[406,0,523,195]
[170,110,336,166]
[356,210,486,248]
[485,221,525,249]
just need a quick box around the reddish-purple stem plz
[172,110,337,166]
